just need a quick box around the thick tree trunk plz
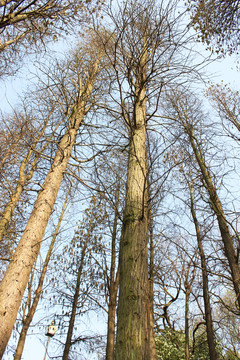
[190,186,218,360]
[0,58,99,358]
[115,122,149,359]
[14,189,70,360]
[0,124,80,358]
[148,211,157,359]
[115,43,155,357]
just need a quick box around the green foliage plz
[192,331,210,360]
[156,328,185,360]
[156,327,223,360]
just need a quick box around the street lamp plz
[43,321,58,360]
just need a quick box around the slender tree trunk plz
[183,257,195,360]
[173,95,240,310]
[106,178,120,360]
[188,130,240,309]
[189,186,218,360]
[0,57,100,358]
[62,234,89,360]
[185,285,190,360]
[115,38,155,359]
[14,188,70,360]
[62,200,100,359]
[106,272,119,360]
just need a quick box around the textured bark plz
[106,276,118,360]
[115,120,149,359]
[14,189,70,360]
[0,57,100,358]
[115,39,154,358]
[190,186,218,360]
[148,210,157,360]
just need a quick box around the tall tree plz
[96,0,205,357]
[0,40,103,357]
[164,88,240,310]
[189,183,218,360]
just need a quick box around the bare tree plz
[95,0,205,357]
[163,88,240,311]
[0,39,103,357]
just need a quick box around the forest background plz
[0,0,240,359]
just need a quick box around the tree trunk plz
[0,57,100,358]
[0,107,56,243]
[115,40,154,358]
[189,131,240,309]
[115,117,150,359]
[148,209,157,359]
[14,188,70,360]
[172,94,240,310]
[189,185,218,360]
[106,178,120,360]
[62,235,88,360]
[106,278,118,360]
[185,286,190,360]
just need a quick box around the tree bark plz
[0,57,100,358]
[115,111,149,359]
[115,38,155,359]
[189,185,218,360]
[148,208,157,360]
[14,188,70,360]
